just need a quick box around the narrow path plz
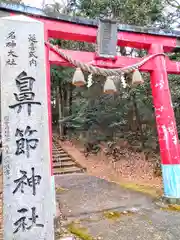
[55,169,180,240]
[52,135,86,175]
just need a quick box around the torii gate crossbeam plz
[49,48,180,74]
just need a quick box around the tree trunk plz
[57,86,63,137]
[132,92,145,148]
[69,83,73,116]
[62,86,68,136]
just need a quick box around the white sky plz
[22,0,63,9]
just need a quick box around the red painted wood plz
[49,48,180,74]
[149,44,180,165]
[34,17,176,52]
[45,29,53,176]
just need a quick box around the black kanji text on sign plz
[13,207,44,234]
[9,71,41,116]
[14,126,39,158]
[13,167,41,196]
[28,34,38,67]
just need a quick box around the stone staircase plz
[52,137,86,175]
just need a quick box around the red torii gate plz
[3,3,180,202]
[47,20,180,203]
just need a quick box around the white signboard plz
[0,15,54,239]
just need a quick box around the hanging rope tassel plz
[103,76,117,94]
[72,67,86,86]
[87,73,93,88]
[120,74,127,88]
[132,69,144,86]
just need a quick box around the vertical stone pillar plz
[0,15,54,239]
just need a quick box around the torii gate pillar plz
[149,44,180,202]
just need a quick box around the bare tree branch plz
[165,0,180,9]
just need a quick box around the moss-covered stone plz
[103,211,121,220]
[67,222,94,240]
[160,204,180,212]
[56,187,69,194]
[118,182,162,199]
[103,210,135,221]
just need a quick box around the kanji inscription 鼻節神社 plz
[0,15,54,240]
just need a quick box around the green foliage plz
[76,0,168,26]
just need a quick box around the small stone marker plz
[0,15,54,239]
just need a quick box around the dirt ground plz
[55,174,180,240]
[59,139,163,195]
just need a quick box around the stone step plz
[53,161,76,168]
[53,156,72,163]
[56,151,65,155]
[53,166,85,175]
[52,145,63,149]
[52,150,64,154]
[58,153,69,157]
[53,149,67,154]
[52,146,63,150]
